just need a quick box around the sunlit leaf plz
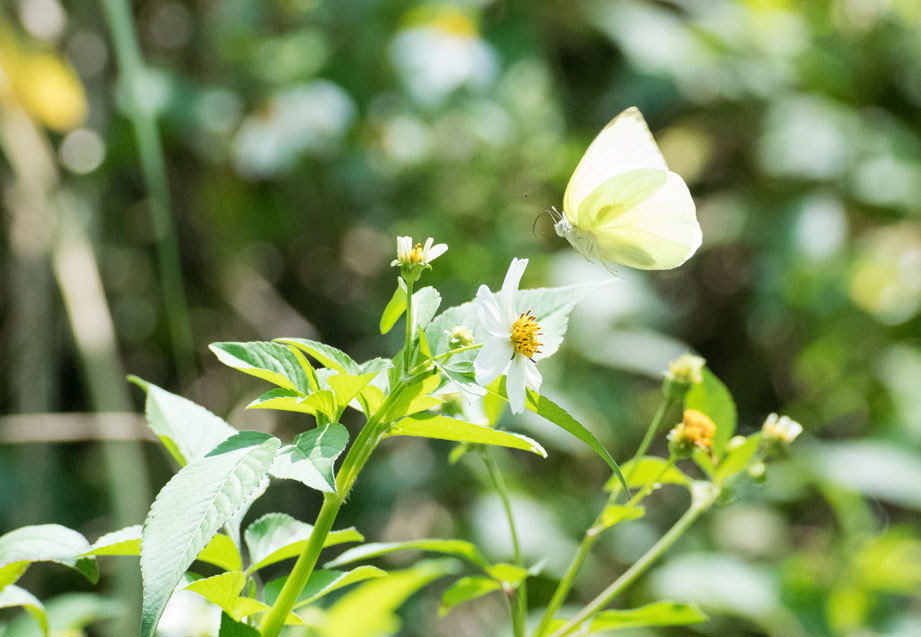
[547,600,708,633]
[184,571,246,618]
[439,576,502,616]
[598,505,645,531]
[210,342,311,393]
[0,525,97,587]
[386,413,546,457]
[245,513,363,574]
[82,525,142,556]
[605,457,691,493]
[264,566,387,608]
[685,368,737,460]
[270,424,349,493]
[380,279,407,334]
[0,585,48,636]
[276,338,361,374]
[325,539,490,570]
[197,534,242,572]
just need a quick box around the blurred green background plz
[2,0,921,635]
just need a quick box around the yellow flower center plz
[510,310,542,360]
[681,409,716,451]
[408,242,425,264]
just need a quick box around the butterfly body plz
[558,107,702,271]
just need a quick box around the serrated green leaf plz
[439,576,502,616]
[82,525,142,556]
[325,539,489,570]
[685,368,737,460]
[328,372,377,410]
[197,534,242,572]
[386,413,546,457]
[219,611,261,637]
[380,279,407,334]
[605,456,692,493]
[270,424,349,493]
[360,358,392,375]
[433,359,486,398]
[246,388,312,413]
[0,585,48,636]
[264,566,388,609]
[276,338,361,374]
[598,505,645,531]
[425,282,608,360]
[320,560,458,637]
[245,513,363,574]
[210,342,310,393]
[412,286,442,329]
[184,571,245,617]
[0,525,97,586]
[129,376,236,467]
[548,600,708,633]
[486,379,628,494]
[714,435,761,482]
[140,432,279,637]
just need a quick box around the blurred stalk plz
[0,101,150,635]
[100,0,194,384]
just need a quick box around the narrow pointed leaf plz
[605,457,691,493]
[129,376,236,466]
[485,562,530,585]
[82,525,142,556]
[325,539,489,570]
[197,534,242,572]
[714,434,761,482]
[547,600,708,633]
[321,560,458,637]
[380,279,407,334]
[412,286,442,329]
[245,513,363,574]
[210,342,310,393]
[0,585,48,635]
[598,505,645,531]
[247,388,312,414]
[184,571,246,617]
[439,576,502,616]
[270,424,349,493]
[140,432,279,637]
[276,338,361,374]
[386,413,546,457]
[0,525,97,586]
[264,566,388,608]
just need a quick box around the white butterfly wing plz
[562,107,667,222]
[591,171,701,270]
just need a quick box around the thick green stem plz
[259,386,405,637]
[403,277,415,372]
[483,451,526,637]
[100,0,194,383]
[549,486,717,637]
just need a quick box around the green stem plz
[549,487,717,637]
[403,277,415,373]
[483,451,526,637]
[625,396,677,485]
[259,386,405,636]
[100,0,194,384]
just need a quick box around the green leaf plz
[129,376,236,466]
[197,534,243,572]
[270,424,350,493]
[325,539,489,570]
[386,413,546,457]
[714,435,761,482]
[487,379,628,494]
[210,342,311,393]
[264,566,387,608]
[218,611,261,637]
[380,279,407,334]
[328,372,378,410]
[412,286,442,329]
[433,359,486,398]
[598,505,645,531]
[184,571,245,618]
[0,585,48,636]
[140,432,279,637]
[605,456,692,493]
[245,513,363,574]
[320,560,458,637]
[82,525,142,556]
[685,368,737,459]
[548,600,707,633]
[425,281,608,360]
[0,525,97,587]
[246,388,313,413]
[1,593,121,637]
[276,338,361,374]
[485,562,530,585]
[439,576,502,616]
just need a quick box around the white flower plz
[391,235,448,267]
[473,258,543,414]
[762,413,803,443]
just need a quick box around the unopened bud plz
[663,353,705,400]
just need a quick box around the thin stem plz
[259,386,405,637]
[625,395,677,485]
[549,497,712,637]
[100,0,194,383]
[625,455,677,507]
[403,277,415,373]
[483,451,526,637]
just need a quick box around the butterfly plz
[552,107,702,273]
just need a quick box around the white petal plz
[422,237,434,253]
[474,337,513,386]
[523,359,542,393]
[499,258,528,325]
[506,354,528,414]
[426,243,448,261]
[475,284,508,336]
